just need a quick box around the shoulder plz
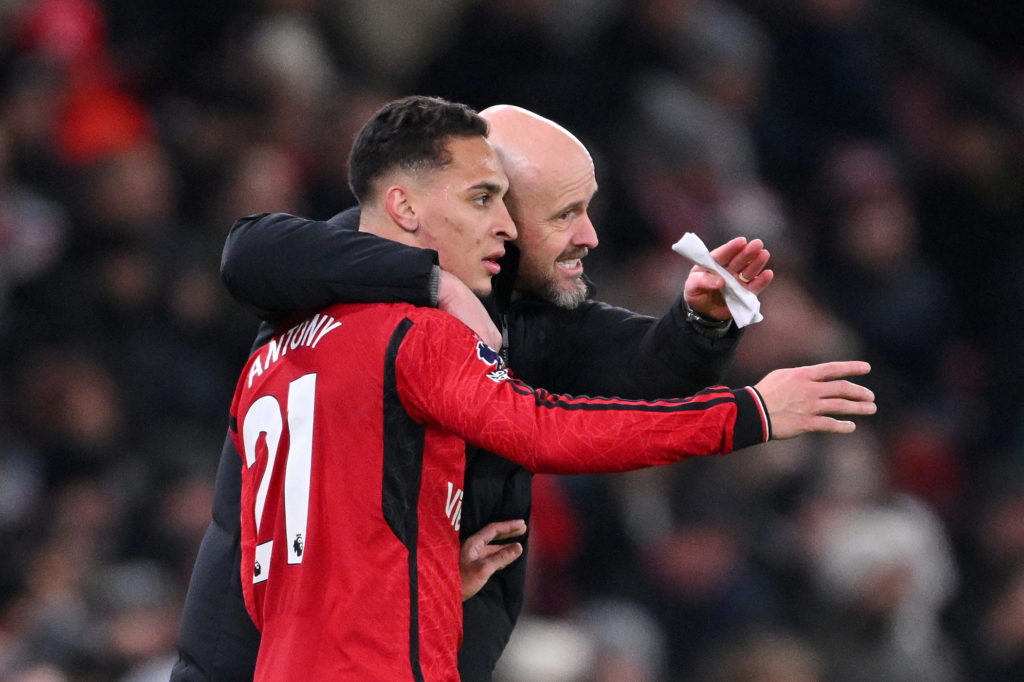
[391,307,498,376]
[399,306,485,348]
[306,303,483,354]
[262,302,427,357]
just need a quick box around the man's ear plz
[384,185,418,233]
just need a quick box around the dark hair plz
[347,95,489,202]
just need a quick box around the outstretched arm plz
[399,313,876,474]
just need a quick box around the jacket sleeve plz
[172,433,259,682]
[173,324,280,681]
[508,294,741,400]
[220,209,440,320]
[397,313,770,474]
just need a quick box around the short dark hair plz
[348,95,489,202]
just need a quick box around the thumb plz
[686,269,723,293]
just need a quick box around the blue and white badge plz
[476,341,509,383]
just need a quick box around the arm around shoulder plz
[221,211,440,319]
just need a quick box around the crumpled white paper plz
[671,232,763,327]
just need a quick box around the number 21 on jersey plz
[240,373,316,584]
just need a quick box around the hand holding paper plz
[672,232,764,327]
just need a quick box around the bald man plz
[482,103,771,316]
[176,105,775,681]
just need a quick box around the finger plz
[465,535,510,563]
[744,249,771,275]
[708,237,748,266]
[687,268,725,291]
[471,519,527,545]
[807,416,858,434]
[813,398,878,416]
[814,379,875,402]
[727,238,763,268]
[734,238,765,264]
[475,542,523,572]
[745,268,774,295]
[734,246,770,284]
[461,542,523,600]
[804,361,872,381]
[475,541,523,562]
[488,520,528,542]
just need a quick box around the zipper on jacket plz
[499,313,509,364]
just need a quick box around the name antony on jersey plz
[248,313,343,388]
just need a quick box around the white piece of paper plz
[671,232,763,327]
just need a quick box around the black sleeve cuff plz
[682,297,733,339]
[731,386,772,450]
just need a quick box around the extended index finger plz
[804,361,872,382]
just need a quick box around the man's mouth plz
[555,249,587,275]
[484,252,504,275]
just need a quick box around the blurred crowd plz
[0,0,1023,680]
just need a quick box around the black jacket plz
[173,208,741,681]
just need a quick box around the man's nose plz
[495,202,517,241]
[572,213,598,248]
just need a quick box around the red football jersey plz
[231,302,768,680]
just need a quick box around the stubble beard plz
[543,273,588,309]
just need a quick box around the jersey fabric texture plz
[232,301,767,680]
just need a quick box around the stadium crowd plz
[0,0,1023,680]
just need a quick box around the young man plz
[226,95,873,680]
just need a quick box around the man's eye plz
[475,194,491,206]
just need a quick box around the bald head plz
[479,105,592,197]
[478,105,599,309]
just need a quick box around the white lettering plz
[290,320,308,349]
[303,314,327,346]
[445,482,463,531]
[247,355,264,388]
[312,318,343,348]
[266,337,281,364]
[279,328,294,357]
[251,315,344,382]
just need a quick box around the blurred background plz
[1,0,1023,680]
